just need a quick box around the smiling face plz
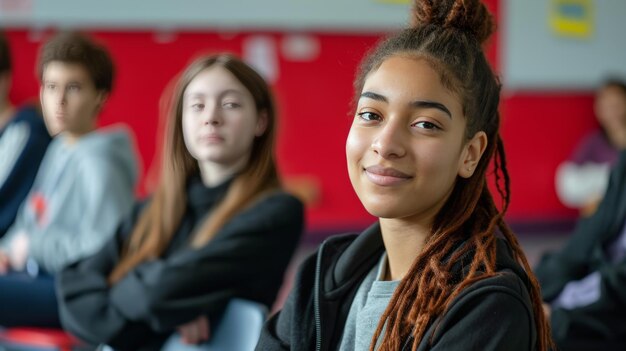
[181,65,267,175]
[40,61,104,138]
[347,55,486,225]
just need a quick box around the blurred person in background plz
[537,150,626,350]
[0,31,51,238]
[555,78,626,217]
[0,32,138,328]
[56,54,304,350]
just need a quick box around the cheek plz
[416,140,461,179]
[345,127,368,166]
[181,115,196,148]
[41,94,53,110]
[229,114,258,144]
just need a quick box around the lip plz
[364,165,412,186]
[199,134,224,144]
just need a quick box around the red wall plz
[4,4,595,232]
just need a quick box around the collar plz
[186,174,234,216]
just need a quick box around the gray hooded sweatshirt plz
[1,126,138,273]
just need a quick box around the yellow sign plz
[550,0,594,39]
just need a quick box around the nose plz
[370,119,407,159]
[57,89,67,106]
[203,104,222,126]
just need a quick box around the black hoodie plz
[257,223,538,351]
[56,176,304,350]
[535,151,626,349]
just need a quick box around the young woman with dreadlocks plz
[256,0,554,350]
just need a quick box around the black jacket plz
[56,176,304,350]
[535,151,626,347]
[257,223,538,351]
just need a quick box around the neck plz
[198,157,248,187]
[379,217,431,281]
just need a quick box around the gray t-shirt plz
[339,252,400,351]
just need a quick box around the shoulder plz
[462,269,531,300]
[427,270,536,350]
[444,238,534,321]
[75,129,138,177]
[76,126,135,160]
[12,104,43,125]
[446,269,534,324]
[239,191,304,226]
[255,191,303,211]
[2,105,41,138]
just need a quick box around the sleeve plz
[256,250,318,351]
[549,261,626,342]
[428,279,535,351]
[537,151,626,301]
[28,154,137,272]
[0,115,50,235]
[60,193,304,349]
[56,201,154,348]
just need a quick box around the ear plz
[458,131,488,178]
[94,91,109,115]
[255,110,268,137]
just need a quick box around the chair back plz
[160,298,267,351]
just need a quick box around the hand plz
[8,231,30,271]
[580,197,602,218]
[177,315,210,345]
[542,302,551,319]
[0,250,10,275]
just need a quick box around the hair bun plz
[411,0,495,44]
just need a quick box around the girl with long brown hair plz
[257,0,554,350]
[56,54,304,350]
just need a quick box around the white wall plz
[503,0,626,91]
[0,0,410,32]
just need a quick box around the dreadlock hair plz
[353,0,555,350]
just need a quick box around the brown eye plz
[357,112,381,122]
[223,102,241,109]
[414,121,440,130]
[191,103,205,111]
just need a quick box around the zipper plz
[401,335,414,350]
[314,239,329,351]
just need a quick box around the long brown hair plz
[355,0,554,350]
[109,54,280,283]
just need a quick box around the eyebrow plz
[360,91,452,119]
[43,80,83,85]
[185,89,244,99]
